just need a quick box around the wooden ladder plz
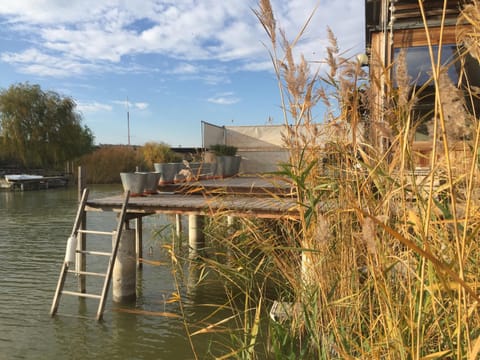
[50,188,130,321]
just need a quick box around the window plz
[394,44,480,140]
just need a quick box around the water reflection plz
[0,186,231,360]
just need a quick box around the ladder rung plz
[77,229,114,236]
[53,313,95,320]
[67,270,107,277]
[76,250,112,257]
[62,290,101,299]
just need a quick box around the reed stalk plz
[158,1,480,358]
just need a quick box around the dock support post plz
[135,217,143,269]
[188,214,205,255]
[77,166,87,293]
[187,260,202,299]
[113,227,136,302]
[176,214,182,239]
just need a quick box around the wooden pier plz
[85,175,299,272]
[52,175,299,319]
[85,176,298,219]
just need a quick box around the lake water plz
[0,185,235,360]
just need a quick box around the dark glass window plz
[394,45,457,86]
[394,45,480,140]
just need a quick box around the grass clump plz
[210,144,238,156]
[78,145,144,183]
[142,141,182,168]
[77,142,183,183]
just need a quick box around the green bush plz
[210,144,238,156]
[142,141,182,170]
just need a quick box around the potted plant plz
[120,172,147,197]
[143,142,183,184]
[210,144,241,178]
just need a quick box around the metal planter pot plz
[154,163,183,185]
[120,172,147,197]
[138,172,161,195]
[215,156,241,178]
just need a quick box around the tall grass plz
[78,145,144,183]
[164,1,480,358]
[77,142,184,183]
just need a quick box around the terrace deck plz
[85,176,299,219]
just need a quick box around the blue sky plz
[0,0,364,147]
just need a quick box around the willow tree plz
[0,83,94,169]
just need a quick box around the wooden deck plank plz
[86,177,298,219]
[86,193,298,219]
[159,176,294,196]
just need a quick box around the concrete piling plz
[188,214,205,255]
[175,214,182,239]
[112,228,136,302]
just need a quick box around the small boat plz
[3,174,68,190]
[5,174,44,182]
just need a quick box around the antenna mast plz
[126,97,131,146]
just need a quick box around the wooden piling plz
[76,166,87,293]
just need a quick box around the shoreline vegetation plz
[159,1,478,359]
[1,142,193,185]
[2,0,479,358]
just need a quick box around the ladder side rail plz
[71,188,90,237]
[96,191,130,321]
[50,262,68,316]
[50,188,90,317]
[76,188,89,293]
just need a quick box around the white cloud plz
[112,100,149,111]
[0,48,99,77]
[168,63,230,85]
[77,101,113,113]
[241,60,275,72]
[207,92,240,105]
[170,63,199,75]
[134,102,149,110]
[0,0,365,78]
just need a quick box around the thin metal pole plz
[127,97,131,146]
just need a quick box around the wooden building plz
[365,0,478,171]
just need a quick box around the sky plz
[0,0,365,147]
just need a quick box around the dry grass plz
[167,1,480,359]
[78,145,144,183]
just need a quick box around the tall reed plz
[172,1,480,358]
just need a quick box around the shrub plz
[210,144,238,156]
[142,141,181,170]
[78,145,144,183]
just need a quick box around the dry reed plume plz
[251,0,479,358]
[172,1,480,358]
